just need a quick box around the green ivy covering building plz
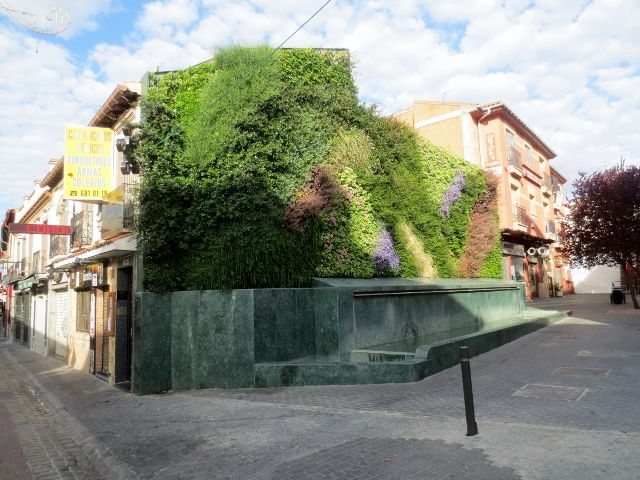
[132,46,502,292]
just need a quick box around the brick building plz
[394,100,571,299]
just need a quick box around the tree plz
[562,162,640,308]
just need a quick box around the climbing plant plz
[133,46,503,291]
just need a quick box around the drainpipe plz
[476,106,492,171]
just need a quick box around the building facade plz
[394,100,571,299]
[1,82,141,390]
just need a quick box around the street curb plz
[0,345,138,480]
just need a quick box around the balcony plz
[545,220,557,241]
[553,192,564,211]
[2,268,19,284]
[514,204,528,231]
[71,211,93,249]
[31,251,41,275]
[49,234,68,259]
[507,147,523,178]
[541,174,552,197]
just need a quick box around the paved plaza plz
[1,293,640,479]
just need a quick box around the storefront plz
[54,235,137,388]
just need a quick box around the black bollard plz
[459,346,478,436]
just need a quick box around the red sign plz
[8,223,72,235]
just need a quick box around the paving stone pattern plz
[0,403,31,480]
[271,437,521,480]
[1,294,639,480]
[202,307,640,433]
[0,348,136,480]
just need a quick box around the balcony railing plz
[508,147,522,169]
[71,211,93,248]
[553,192,564,206]
[31,251,40,274]
[515,205,527,225]
[545,220,556,234]
[49,234,68,258]
[2,268,19,284]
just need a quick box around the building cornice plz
[89,84,141,128]
[18,191,51,223]
[474,101,556,160]
[549,165,567,183]
[41,157,64,188]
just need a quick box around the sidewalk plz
[1,294,639,479]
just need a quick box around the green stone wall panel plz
[132,292,172,395]
[171,290,255,390]
[334,279,524,352]
[336,287,362,360]
[226,289,255,388]
[171,290,200,390]
[253,289,316,362]
[313,288,340,359]
[133,279,537,392]
[254,360,429,387]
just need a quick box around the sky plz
[1,0,639,214]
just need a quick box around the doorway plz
[31,293,47,355]
[114,267,133,388]
[54,291,68,358]
[527,260,539,299]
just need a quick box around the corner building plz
[394,100,571,300]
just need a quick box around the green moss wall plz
[133,46,502,292]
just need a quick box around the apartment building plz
[1,82,142,390]
[394,100,571,299]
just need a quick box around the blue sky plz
[1,0,639,215]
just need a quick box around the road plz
[1,293,639,479]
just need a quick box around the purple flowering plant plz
[372,227,400,276]
[439,169,465,218]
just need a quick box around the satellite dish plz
[0,0,70,35]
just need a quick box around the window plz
[76,290,91,332]
[529,194,537,217]
[515,204,527,224]
[506,130,520,167]
[525,145,532,167]
[506,129,515,149]
[511,256,525,282]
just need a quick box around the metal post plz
[460,346,478,436]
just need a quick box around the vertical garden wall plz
[132,46,502,292]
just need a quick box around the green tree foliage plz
[563,162,640,308]
[134,46,502,291]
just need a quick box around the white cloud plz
[0,26,113,211]
[135,0,199,38]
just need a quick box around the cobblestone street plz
[0,345,136,480]
[1,294,640,479]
